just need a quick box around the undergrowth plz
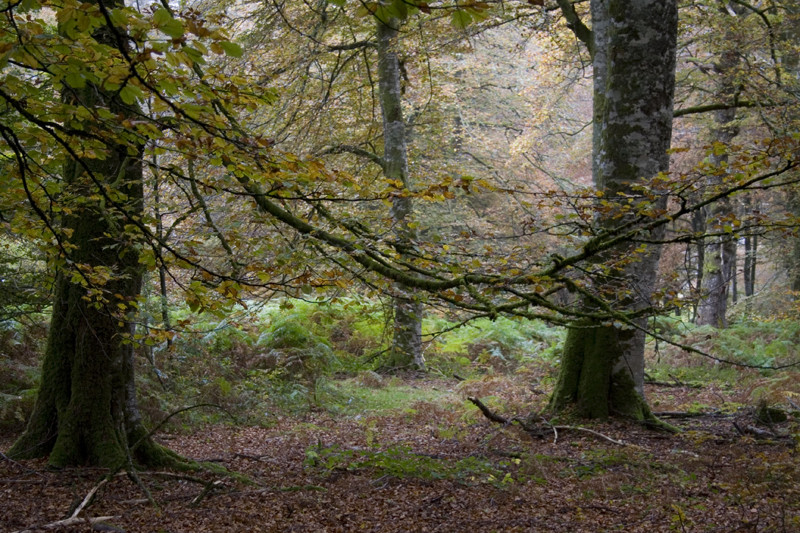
[130,297,566,428]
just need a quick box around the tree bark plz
[743,194,758,297]
[696,19,742,328]
[8,0,175,468]
[550,0,678,419]
[376,17,425,370]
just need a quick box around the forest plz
[0,0,798,530]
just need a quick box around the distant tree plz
[695,5,743,328]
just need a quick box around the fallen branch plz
[732,421,787,440]
[191,479,224,507]
[467,396,511,424]
[654,411,714,418]
[12,515,120,533]
[70,478,108,519]
[0,451,44,477]
[553,425,628,446]
[469,396,634,447]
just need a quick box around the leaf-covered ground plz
[2,376,798,532]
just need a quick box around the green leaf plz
[327,0,346,6]
[64,71,86,89]
[219,41,243,58]
[119,84,144,105]
[153,7,172,25]
[161,18,185,39]
[18,0,40,12]
[451,10,472,29]
[154,7,184,38]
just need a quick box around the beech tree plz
[0,0,257,467]
[695,9,742,328]
[375,15,425,369]
[548,0,679,420]
[4,0,179,467]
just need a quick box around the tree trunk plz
[152,155,173,350]
[696,24,742,327]
[550,0,678,419]
[690,208,706,321]
[376,17,425,370]
[8,0,175,468]
[743,222,757,297]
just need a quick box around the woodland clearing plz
[2,371,798,533]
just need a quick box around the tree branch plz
[319,144,386,171]
[555,0,593,57]
[674,100,766,117]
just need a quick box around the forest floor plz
[1,374,798,533]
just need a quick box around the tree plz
[695,7,743,328]
[0,0,249,468]
[4,0,168,467]
[376,14,425,369]
[549,0,679,420]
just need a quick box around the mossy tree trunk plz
[550,0,678,419]
[376,17,425,371]
[8,0,173,468]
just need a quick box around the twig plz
[0,451,44,477]
[69,478,108,519]
[130,403,237,454]
[469,396,637,447]
[12,515,120,533]
[552,425,628,446]
[191,479,224,507]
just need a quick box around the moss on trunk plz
[7,0,175,468]
[550,321,649,420]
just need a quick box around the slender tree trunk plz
[376,17,425,370]
[780,7,800,294]
[550,0,678,420]
[690,208,706,320]
[730,235,738,305]
[152,156,172,349]
[696,29,741,327]
[8,0,176,468]
[742,191,758,298]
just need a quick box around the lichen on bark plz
[549,0,679,420]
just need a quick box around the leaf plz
[64,71,86,89]
[153,7,172,26]
[161,18,185,39]
[219,41,243,58]
[451,10,472,29]
[119,84,144,105]
[154,7,184,38]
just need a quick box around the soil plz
[1,378,798,532]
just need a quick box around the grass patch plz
[304,442,511,486]
[321,378,456,415]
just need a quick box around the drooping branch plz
[319,144,386,171]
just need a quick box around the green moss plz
[549,321,615,419]
[609,369,648,420]
[576,325,615,418]
[548,321,589,412]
